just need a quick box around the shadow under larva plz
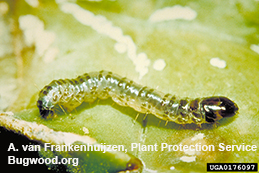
[37,70,238,126]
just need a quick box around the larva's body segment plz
[37,71,238,124]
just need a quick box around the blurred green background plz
[0,0,258,172]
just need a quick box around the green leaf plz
[1,0,259,172]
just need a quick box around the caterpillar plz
[37,70,238,124]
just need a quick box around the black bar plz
[207,163,258,172]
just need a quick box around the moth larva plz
[37,70,238,124]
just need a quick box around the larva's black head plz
[201,96,238,123]
[37,100,54,118]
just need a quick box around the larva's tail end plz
[37,100,54,118]
[201,96,238,123]
[40,109,54,119]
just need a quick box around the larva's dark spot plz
[56,80,62,85]
[90,91,97,95]
[73,79,79,85]
[180,99,188,107]
[166,93,172,98]
[163,94,170,101]
[142,103,147,107]
[52,94,58,102]
[137,86,147,97]
[190,99,199,111]
[193,112,201,118]
[63,90,68,96]
[75,76,85,83]
[118,81,123,87]
[104,87,111,92]
[68,79,75,85]
[160,100,165,106]
[105,74,112,80]
[46,86,52,90]
[118,77,127,88]
[177,118,183,123]
[84,73,90,80]
[78,90,84,96]
[80,78,86,83]
[147,89,155,98]
[37,71,238,125]
[180,112,187,118]
[69,103,74,107]
[168,96,176,106]
[145,89,154,99]
[145,92,150,98]
[42,90,48,95]
[98,73,103,80]
[125,83,130,90]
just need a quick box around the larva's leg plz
[134,113,140,122]
[58,104,67,115]
[96,98,100,105]
[143,113,148,120]
[212,122,219,128]
[63,101,82,113]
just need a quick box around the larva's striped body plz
[37,71,238,124]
